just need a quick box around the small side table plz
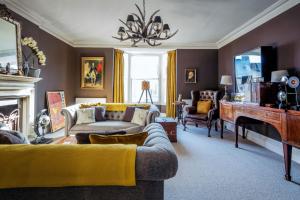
[173,101,187,124]
[155,117,177,142]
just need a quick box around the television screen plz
[234,48,262,93]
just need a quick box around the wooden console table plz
[220,101,300,181]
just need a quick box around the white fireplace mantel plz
[0,74,42,136]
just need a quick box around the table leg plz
[235,124,239,148]
[220,119,224,139]
[283,143,292,181]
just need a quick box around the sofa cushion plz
[95,106,106,121]
[89,132,148,146]
[123,106,136,122]
[76,131,126,144]
[186,113,208,121]
[76,108,95,124]
[70,121,144,134]
[131,108,148,126]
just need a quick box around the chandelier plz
[113,0,178,47]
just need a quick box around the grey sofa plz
[61,104,160,136]
[0,123,178,200]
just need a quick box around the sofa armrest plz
[146,105,160,125]
[185,106,197,114]
[208,107,219,120]
[61,104,80,136]
[136,123,178,181]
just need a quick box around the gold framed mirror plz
[0,4,22,75]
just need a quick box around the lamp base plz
[222,94,230,101]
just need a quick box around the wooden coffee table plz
[51,135,77,144]
[155,117,177,142]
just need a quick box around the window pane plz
[131,79,159,103]
[131,56,159,79]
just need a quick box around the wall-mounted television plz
[234,46,277,94]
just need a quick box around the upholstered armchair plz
[183,90,220,137]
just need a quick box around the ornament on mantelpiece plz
[21,37,46,77]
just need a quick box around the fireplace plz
[0,99,20,131]
[0,74,41,138]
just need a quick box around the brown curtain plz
[166,50,176,118]
[113,49,124,103]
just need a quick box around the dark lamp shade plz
[153,16,162,24]
[163,24,170,33]
[126,15,135,26]
[118,27,126,36]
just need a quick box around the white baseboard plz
[225,123,300,164]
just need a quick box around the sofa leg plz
[195,123,198,127]
[183,120,187,131]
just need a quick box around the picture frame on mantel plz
[80,57,104,89]
[185,68,197,83]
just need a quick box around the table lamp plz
[220,75,233,101]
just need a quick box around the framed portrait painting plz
[185,68,197,83]
[81,57,104,89]
[46,91,66,132]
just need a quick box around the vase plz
[28,68,41,78]
[23,61,30,76]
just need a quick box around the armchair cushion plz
[196,100,212,114]
[185,113,208,121]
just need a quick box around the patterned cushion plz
[76,108,96,125]
[105,111,125,121]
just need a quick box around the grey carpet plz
[165,125,300,200]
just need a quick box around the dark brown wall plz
[73,48,114,103]
[218,4,300,83]
[177,49,218,99]
[218,4,300,141]
[11,11,75,114]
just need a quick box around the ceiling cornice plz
[3,0,299,49]
[3,0,75,46]
[73,42,218,49]
[217,0,300,48]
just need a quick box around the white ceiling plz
[2,0,299,48]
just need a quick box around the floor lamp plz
[138,81,153,104]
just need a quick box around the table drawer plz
[220,103,233,122]
[265,111,281,122]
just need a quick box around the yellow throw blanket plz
[0,144,136,189]
[80,103,151,112]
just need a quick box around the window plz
[124,53,167,104]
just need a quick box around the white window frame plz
[125,53,166,105]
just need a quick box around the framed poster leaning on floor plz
[46,91,66,132]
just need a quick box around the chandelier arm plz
[112,36,131,41]
[152,29,179,40]
[132,38,143,47]
[146,39,162,47]
[131,13,145,27]
[119,19,141,35]
[143,9,160,32]
[135,4,145,21]
[126,30,143,38]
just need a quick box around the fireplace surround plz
[0,74,41,138]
